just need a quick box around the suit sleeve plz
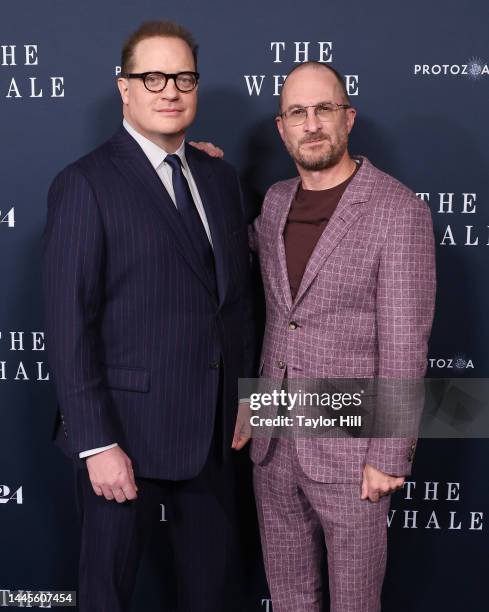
[234,172,257,379]
[248,184,274,254]
[42,165,118,456]
[366,196,436,476]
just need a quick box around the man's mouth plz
[155,108,183,114]
[300,137,328,146]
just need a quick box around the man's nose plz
[303,108,321,132]
[160,78,180,100]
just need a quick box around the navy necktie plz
[164,154,217,296]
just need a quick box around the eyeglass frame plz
[121,71,200,93]
[279,102,352,125]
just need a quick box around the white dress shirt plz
[123,119,213,244]
[79,119,213,459]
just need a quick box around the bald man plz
[249,63,436,612]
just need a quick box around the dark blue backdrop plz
[1,1,488,610]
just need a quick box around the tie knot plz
[165,154,182,171]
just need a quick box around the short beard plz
[289,134,347,172]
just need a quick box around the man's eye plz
[290,108,305,117]
[317,105,333,112]
[146,74,161,84]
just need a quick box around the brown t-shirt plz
[284,161,361,300]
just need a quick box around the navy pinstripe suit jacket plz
[42,126,254,480]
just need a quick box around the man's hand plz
[188,141,224,159]
[232,402,252,450]
[85,446,138,503]
[360,463,405,503]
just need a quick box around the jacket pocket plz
[104,365,150,393]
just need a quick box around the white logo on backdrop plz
[243,42,359,98]
[389,481,483,531]
[413,58,488,79]
[466,57,488,80]
[417,192,489,247]
[1,44,64,98]
[428,357,475,371]
[0,207,14,228]
[0,332,50,382]
[0,485,23,505]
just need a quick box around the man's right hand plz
[85,446,138,503]
[188,141,224,158]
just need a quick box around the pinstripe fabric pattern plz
[76,427,242,612]
[250,157,436,481]
[254,438,389,612]
[42,125,253,480]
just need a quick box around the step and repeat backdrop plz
[1,0,488,610]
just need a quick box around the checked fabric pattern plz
[249,157,436,611]
[250,156,436,481]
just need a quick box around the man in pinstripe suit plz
[42,21,253,612]
[249,63,436,611]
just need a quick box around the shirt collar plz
[123,118,187,171]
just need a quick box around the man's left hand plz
[232,402,252,450]
[360,463,405,502]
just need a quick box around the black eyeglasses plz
[121,71,199,93]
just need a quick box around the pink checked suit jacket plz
[250,157,436,482]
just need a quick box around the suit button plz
[277,360,286,369]
[288,322,298,330]
[210,361,220,369]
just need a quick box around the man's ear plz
[275,115,285,143]
[346,107,357,135]
[117,78,129,105]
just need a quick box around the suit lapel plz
[109,127,217,300]
[289,157,375,307]
[185,145,229,307]
[275,179,300,310]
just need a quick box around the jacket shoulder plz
[366,161,429,216]
[265,177,299,199]
[50,137,114,188]
[186,144,238,181]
